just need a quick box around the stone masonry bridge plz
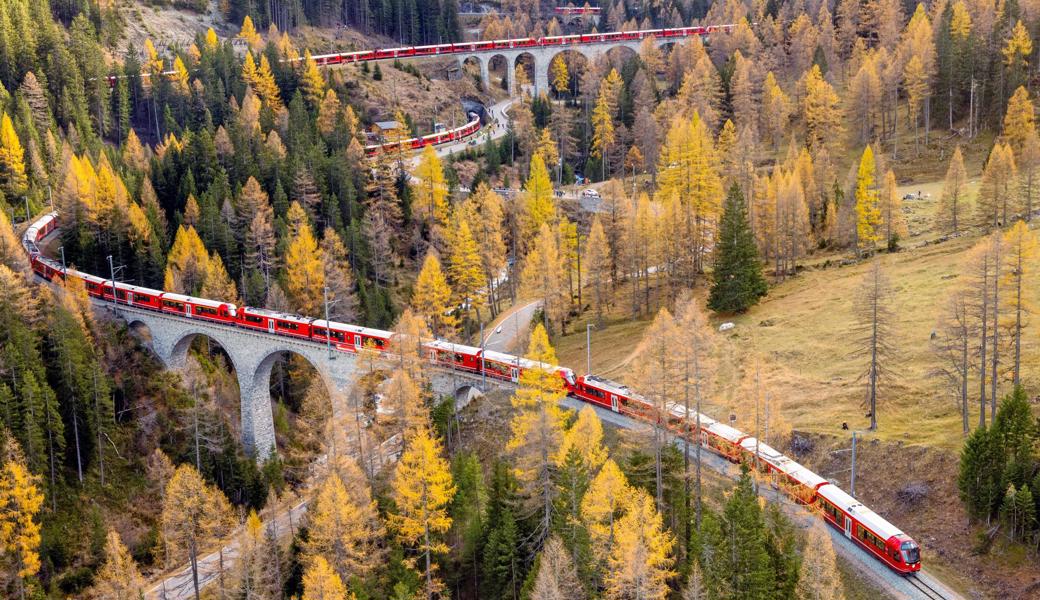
[96,301,487,460]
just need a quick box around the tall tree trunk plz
[979,260,988,428]
[990,239,1000,419]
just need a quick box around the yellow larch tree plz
[583,216,611,325]
[0,451,43,600]
[530,534,586,600]
[521,223,567,334]
[0,208,27,273]
[551,55,570,95]
[461,185,508,315]
[122,129,150,172]
[854,145,882,252]
[591,88,616,180]
[411,252,457,338]
[238,15,263,51]
[301,556,352,600]
[1001,220,1038,384]
[412,144,449,233]
[760,72,790,148]
[164,225,210,295]
[0,113,27,196]
[880,169,906,247]
[507,323,569,537]
[200,251,239,302]
[535,127,560,171]
[655,113,722,282]
[604,489,675,600]
[446,217,487,323]
[300,51,327,107]
[253,55,284,111]
[233,510,281,600]
[284,220,326,315]
[795,520,845,600]
[383,370,428,438]
[631,308,681,507]
[304,469,386,584]
[937,145,968,235]
[144,39,163,77]
[242,52,259,87]
[1002,20,1032,80]
[159,464,234,600]
[580,458,633,565]
[204,27,220,51]
[556,405,607,471]
[171,56,191,96]
[89,530,146,600]
[1002,85,1036,155]
[391,308,432,379]
[523,153,557,243]
[977,142,1017,228]
[802,64,844,154]
[317,90,342,136]
[389,424,455,600]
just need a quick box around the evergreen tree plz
[709,184,767,313]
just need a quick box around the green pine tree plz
[709,184,767,313]
[958,425,1001,522]
[552,445,594,588]
[707,470,776,600]
[482,461,522,600]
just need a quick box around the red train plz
[23,209,920,576]
[364,116,481,157]
[105,25,736,87]
[554,6,602,15]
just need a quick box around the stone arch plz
[454,384,484,408]
[488,54,511,92]
[168,330,239,374]
[604,44,639,70]
[126,319,160,360]
[514,51,536,93]
[460,55,486,90]
[546,48,591,98]
[248,346,337,458]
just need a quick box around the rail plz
[104,25,735,86]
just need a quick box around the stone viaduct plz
[456,36,678,96]
[96,302,488,460]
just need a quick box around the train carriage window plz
[277,321,299,331]
[331,331,345,342]
[244,315,264,325]
[314,327,327,338]
[115,290,127,300]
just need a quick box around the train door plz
[610,394,619,412]
[354,334,362,348]
[185,304,191,318]
[844,516,852,539]
[126,292,133,307]
[267,319,275,334]
[510,367,519,382]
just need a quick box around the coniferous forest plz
[0,0,1038,598]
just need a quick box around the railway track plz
[907,573,952,600]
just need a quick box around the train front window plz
[900,542,920,564]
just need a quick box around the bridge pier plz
[109,303,358,461]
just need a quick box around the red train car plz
[237,307,313,338]
[817,484,922,574]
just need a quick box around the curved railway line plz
[21,211,964,600]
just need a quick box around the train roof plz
[425,339,482,354]
[737,439,828,488]
[241,306,313,323]
[817,484,903,540]
[163,293,232,309]
[704,420,746,443]
[113,281,163,295]
[582,374,635,397]
[311,319,392,338]
[79,272,108,285]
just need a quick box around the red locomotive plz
[23,209,921,576]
